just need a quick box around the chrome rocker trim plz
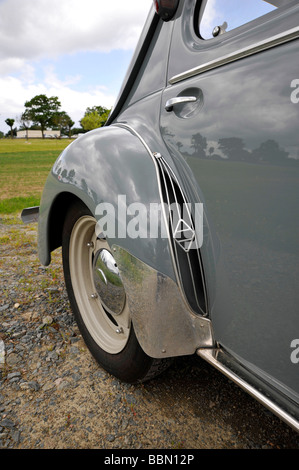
[197,348,299,433]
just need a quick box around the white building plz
[17,129,61,139]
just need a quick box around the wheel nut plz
[87,242,94,248]
[116,327,124,335]
[91,293,98,299]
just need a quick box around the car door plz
[160,0,299,402]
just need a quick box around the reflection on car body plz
[23,0,299,432]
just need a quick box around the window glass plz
[199,0,281,39]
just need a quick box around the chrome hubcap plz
[92,248,126,316]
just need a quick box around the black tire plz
[62,201,171,383]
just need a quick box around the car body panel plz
[38,125,175,277]
[38,123,214,358]
[35,0,299,430]
[160,0,299,404]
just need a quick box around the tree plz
[80,105,111,131]
[251,139,288,164]
[64,115,75,138]
[5,118,15,139]
[218,137,250,161]
[80,111,103,131]
[85,106,110,122]
[17,113,32,140]
[52,111,74,138]
[22,94,61,138]
[191,132,207,158]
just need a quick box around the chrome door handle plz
[165,96,197,112]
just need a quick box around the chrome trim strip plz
[197,348,299,433]
[114,122,209,319]
[112,123,214,354]
[169,26,299,84]
[154,154,209,316]
[114,124,181,291]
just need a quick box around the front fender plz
[38,124,174,279]
[38,124,213,358]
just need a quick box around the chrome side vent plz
[154,153,208,316]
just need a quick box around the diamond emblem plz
[173,218,196,253]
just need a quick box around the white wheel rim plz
[69,215,131,354]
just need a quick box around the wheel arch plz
[37,125,214,358]
[37,125,175,280]
[47,191,85,254]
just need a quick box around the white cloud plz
[0,57,26,75]
[41,67,117,124]
[0,0,152,64]
[0,71,117,130]
[0,0,152,133]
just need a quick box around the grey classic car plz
[22,0,299,432]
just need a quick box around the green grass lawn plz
[0,138,72,214]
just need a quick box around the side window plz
[199,0,284,39]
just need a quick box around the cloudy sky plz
[0,0,152,133]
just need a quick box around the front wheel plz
[62,202,170,383]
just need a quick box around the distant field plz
[0,138,72,214]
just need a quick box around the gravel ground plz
[0,216,299,450]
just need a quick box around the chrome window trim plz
[169,26,299,85]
